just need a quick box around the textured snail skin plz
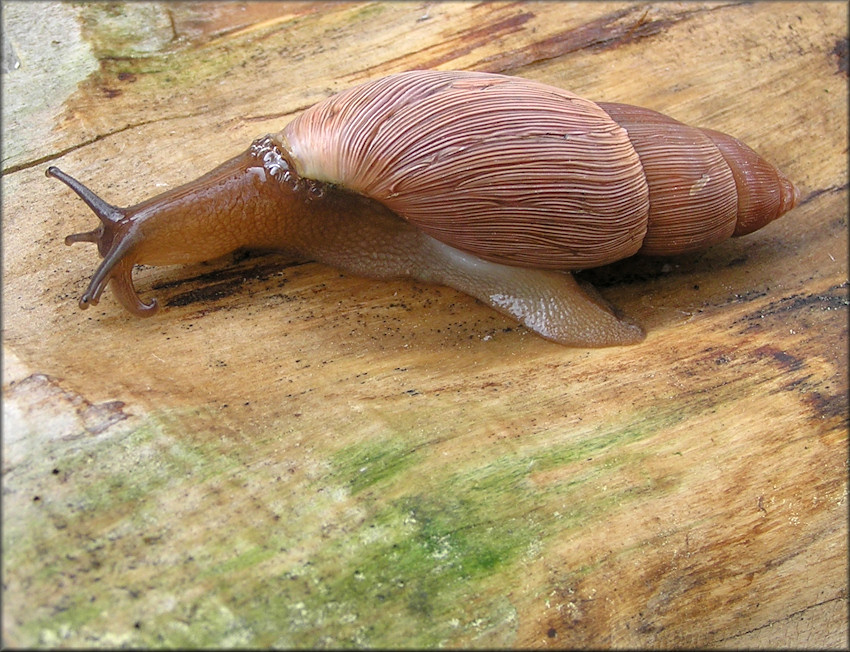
[48,70,799,347]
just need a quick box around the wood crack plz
[2,111,204,176]
[799,183,849,206]
[711,593,848,645]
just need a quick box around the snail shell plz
[285,71,796,264]
[48,70,799,347]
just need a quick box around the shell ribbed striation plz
[282,70,651,269]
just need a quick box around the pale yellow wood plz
[3,2,847,648]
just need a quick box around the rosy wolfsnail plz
[48,70,799,347]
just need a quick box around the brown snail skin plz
[48,70,799,347]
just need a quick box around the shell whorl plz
[597,102,739,256]
[597,102,799,255]
[280,70,796,269]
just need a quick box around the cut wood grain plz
[3,2,847,648]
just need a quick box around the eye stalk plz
[47,166,158,316]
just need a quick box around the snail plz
[48,70,799,347]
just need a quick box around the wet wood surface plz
[3,2,847,648]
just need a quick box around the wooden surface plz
[2,1,847,648]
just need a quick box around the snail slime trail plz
[49,70,799,347]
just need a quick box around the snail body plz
[48,70,798,347]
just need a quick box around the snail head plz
[47,166,156,316]
[48,142,304,318]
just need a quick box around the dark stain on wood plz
[155,256,301,308]
[802,388,849,423]
[735,283,849,330]
[360,10,536,76]
[477,5,678,73]
[831,37,848,76]
[730,285,848,340]
[165,278,248,308]
[151,256,296,291]
[753,344,805,373]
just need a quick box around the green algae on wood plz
[6,399,689,648]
